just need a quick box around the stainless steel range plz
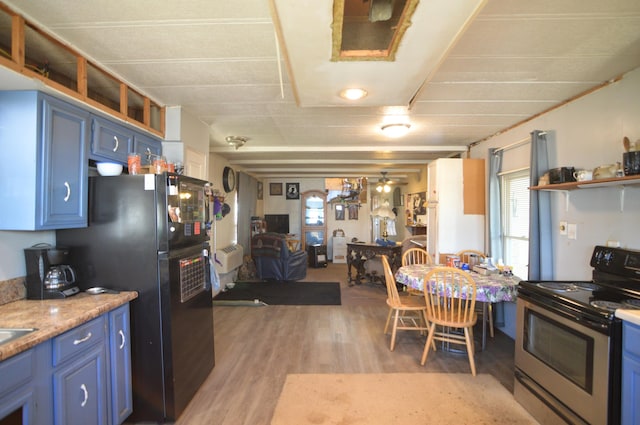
[515,245,640,425]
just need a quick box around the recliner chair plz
[251,233,307,281]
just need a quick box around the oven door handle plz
[574,315,610,332]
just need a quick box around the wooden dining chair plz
[456,249,486,266]
[402,247,433,296]
[402,247,433,267]
[456,249,494,338]
[381,255,429,351]
[421,266,478,375]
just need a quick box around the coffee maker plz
[24,244,80,299]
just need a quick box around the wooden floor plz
[171,263,515,425]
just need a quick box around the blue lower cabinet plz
[108,304,133,424]
[53,344,108,425]
[0,304,133,425]
[622,321,640,425]
[51,315,108,425]
[0,349,37,424]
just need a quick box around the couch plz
[251,233,307,281]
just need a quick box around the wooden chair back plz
[402,247,433,266]
[423,266,477,327]
[382,255,402,308]
[421,266,478,375]
[456,249,486,266]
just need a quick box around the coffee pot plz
[24,244,80,299]
[44,265,76,289]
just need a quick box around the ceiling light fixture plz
[339,88,368,100]
[225,136,247,150]
[381,123,411,138]
[376,171,391,193]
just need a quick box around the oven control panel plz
[591,245,640,277]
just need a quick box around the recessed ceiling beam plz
[239,167,419,174]
[210,145,468,153]
[228,159,430,165]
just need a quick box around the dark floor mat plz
[212,281,341,306]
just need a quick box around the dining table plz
[394,264,520,350]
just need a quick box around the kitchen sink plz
[0,328,36,346]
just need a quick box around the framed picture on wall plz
[407,192,427,224]
[348,205,359,220]
[335,204,345,220]
[286,183,300,200]
[270,182,283,196]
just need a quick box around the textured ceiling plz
[2,0,640,182]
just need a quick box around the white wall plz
[0,231,55,280]
[258,173,429,256]
[470,66,640,281]
[262,178,372,256]
[208,153,237,254]
[470,66,640,338]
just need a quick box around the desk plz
[347,242,402,285]
[394,264,520,350]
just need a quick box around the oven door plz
[515,298,612,425]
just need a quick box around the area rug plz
[270,373,539,425]
[212,281,341,306]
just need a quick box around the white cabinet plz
[301,191,327,248]
[332,236,347,263]
[427,158,485,263]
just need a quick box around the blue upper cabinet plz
[133,132,162,165]
[90,116,133,164]
[0,91,90,230]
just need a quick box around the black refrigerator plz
[57,173,215,423]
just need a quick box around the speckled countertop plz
[616,309,640,326]
[0,291,137,361]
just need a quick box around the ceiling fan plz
[375,172,392,193]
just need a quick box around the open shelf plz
[530,175,640,191]
[530,175,640,212]
[0,3,164,136]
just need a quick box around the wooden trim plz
[0,1,166,139]
[77,57,87,97]
[11,15,24,67]
[119,83,127,116]
[143,97,151,127]
[158,106,166,136]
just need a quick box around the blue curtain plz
[528,130,554,280]
[488,148,503,262]
[488,147,505,327]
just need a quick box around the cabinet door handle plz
[73,331,92,345]
[64,182,71,202]
[80,384,89,407]
[113,136,119,152]
[118,329,126,349]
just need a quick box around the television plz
[264,214,290,235]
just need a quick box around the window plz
[501,169,529,279]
